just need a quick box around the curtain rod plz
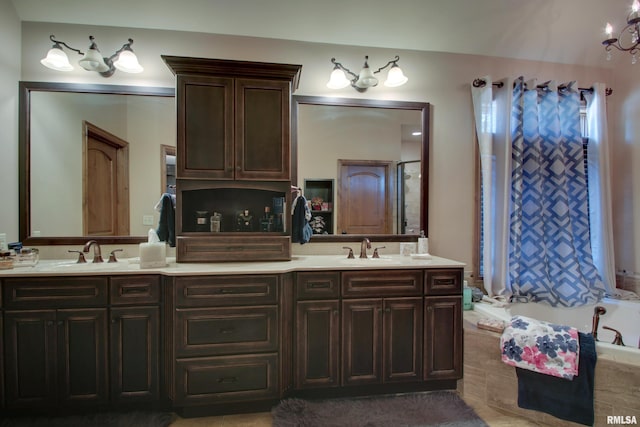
[472,78,612,96]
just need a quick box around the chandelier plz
[603,0,640,64]
[327,55,408,92]
[41,34,143,77]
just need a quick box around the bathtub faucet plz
[602,326,625,346]
[591,306,607,341]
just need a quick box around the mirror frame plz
[19,81,175,246]
[292,95,430,242]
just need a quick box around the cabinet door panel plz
[110,306,160,403]
[4,310,57,408]
[424,297,462,380]
[175,275,278,307]
[236,79,290,180]
[178,75,234,179]
[175,306,278,357]
[342,299,382,385]
[57,308,108,406]
[174,353,278,405]
[295,300,340,389]
[384,298,423,382]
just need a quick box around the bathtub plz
[473,297,640,365]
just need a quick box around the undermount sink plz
[339,256,403,266]
[44,260,132,271]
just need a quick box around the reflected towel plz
[501,315,579,379]
[516,332,596,426]
[155,193,175,247]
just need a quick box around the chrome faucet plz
[83,240,104,263]
[591,305,606,341]
[360,238,371,259]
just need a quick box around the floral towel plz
[500,315,579,379]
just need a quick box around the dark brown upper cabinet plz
[163,56,301,181]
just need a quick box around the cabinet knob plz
[47,320,54,327]
[385,307,391,313]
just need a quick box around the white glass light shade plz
[40,47,73,71]
[327,68,351,89]
[78,47,110,72]
[384,65,408,87]
[355,66,378,88]
[113,49,144,73]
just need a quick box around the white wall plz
[0,0,20,244]
[16,21,616,273]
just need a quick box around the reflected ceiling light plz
[327,55,408,92]
[41,35,144,77]
[602,0,640,64]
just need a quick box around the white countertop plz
[0,254,465,277]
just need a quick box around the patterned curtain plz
[508,77,606,307]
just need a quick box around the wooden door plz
[83,121,130,236]
[177,75,234,179]
[3,310,57,409]
[338,160,392,234]
[341,298,382,386]
[110,306,160,403]
[424,296,462,380]
[236,79,290,180]
[295,300,340,389]
[383,298,423,382]
[57,308,108,406]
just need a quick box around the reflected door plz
[338,160,392,234]
[83,121,130,236]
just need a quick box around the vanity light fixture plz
[602,0,640,64]
[327,55,408,92]
[41,34,144,77]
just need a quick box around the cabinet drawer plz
[176,236,291,262]
[3,277,108,309]
[175,306,278,357]
[110,275,161,305]
[342,270,423,298]
[296,272,340,300]
[174,353,278,405]
[425,269,463,295]
[175,275,278,307]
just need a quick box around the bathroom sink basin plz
[338,256,403,266]
[45,260,132,271]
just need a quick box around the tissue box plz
[139,242,167,269]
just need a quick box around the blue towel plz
[516,332,596,426]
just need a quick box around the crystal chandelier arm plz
[372,55,401,74]
[330,58,359,81]
[49,34,84,56]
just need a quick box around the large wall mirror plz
[19,83,429,245]
[19,82,175,245]
[292,96,429,242]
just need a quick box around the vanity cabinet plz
[294,267,462,393]
[162,56,302,263]
[341,270,423,386]
[171,274,283,407]
[2,277,109,409]
[294,272,341,389]
[1,275,163,411]
[424,269,463,380]
[109,275,162,404]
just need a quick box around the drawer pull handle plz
[434,279,455,285]
[219,327,235,334]
[216,289,236,294]
[122,286,148,294]
[217,376,237,384]
[309,283,329,289]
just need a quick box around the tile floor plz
[169,394,553,426]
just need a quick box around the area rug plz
[0,411,173,427]
[272,391,488,427]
